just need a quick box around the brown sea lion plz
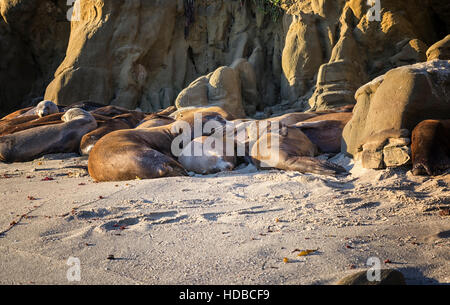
[88,108,232,181]
[156,105,177,116]
[136,114,175,129]
[0,107,34,121]
[169,106,236,121]
[62,101,106,112]
[0,113,65,137]
[0,109,97,163]
[266,112,318,126]
[88,126,187,181]
[90,105,143,118]
[411,119,450,176]
[178,135,236,174]
[80,112,146,155]
[250,125,347,175]
[292,112,353,153]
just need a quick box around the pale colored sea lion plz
[80,112,146,155]
[18,100,59,118]
[250,125,347,175]
[0,108,97,163]
[411,119,450,176]
[178,136,236,174]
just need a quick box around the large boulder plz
[175,65,247,119]
[342,60,450,168]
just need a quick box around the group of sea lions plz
[0,100,448,181]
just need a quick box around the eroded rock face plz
[1,0,449,117]
[342,60,450,168]
[44,0,285,113]
[307,0,444,111]
[0,0,70,115]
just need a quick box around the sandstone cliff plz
[1,0,449,117]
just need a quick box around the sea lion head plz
[36,100,59,118]
[62,108,95,122]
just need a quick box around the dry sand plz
[0,153,449,284]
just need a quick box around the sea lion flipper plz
[284,156,348,176]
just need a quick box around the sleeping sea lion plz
[0,109,97,163]
[62,101,106,112]
[411,119,450,176]
[250,125,347,175]
[178,135,236,174]
[88,126,187,181]
[80,112,146,155]
[0,107,34,121]
[266,112,318,126]
[169,106,236,121]
[88,108,231,181]
[156,105,177,116]
[0,113,65,137]
[136,114,175,129]
[292,112,352,153]
[91,105,143,118]
[17,100,60,118]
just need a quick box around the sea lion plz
[0,109,97,163]
[156,105,177,116]
[178,135,236,174]
[169,106,236,121]
[266,112,318,126]
[0,113,65,137]
[88,108,230,181]
[88,126,187,181]
[136,114,176,129]
[0,107,34,121]
[91,105,143,118]
[62,101,106,112]
[18,100,60,118]
[292,112,352,153]
[80,112,146,155]
[250,125,347,175]
[411,119,450,176]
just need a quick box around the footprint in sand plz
[351,201,381,211]
[144,211,188,224]
[94,210,188,233]
[201,206,283,223]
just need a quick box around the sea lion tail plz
[285,156,348,176]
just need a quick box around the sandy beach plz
[0,153,448,285]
